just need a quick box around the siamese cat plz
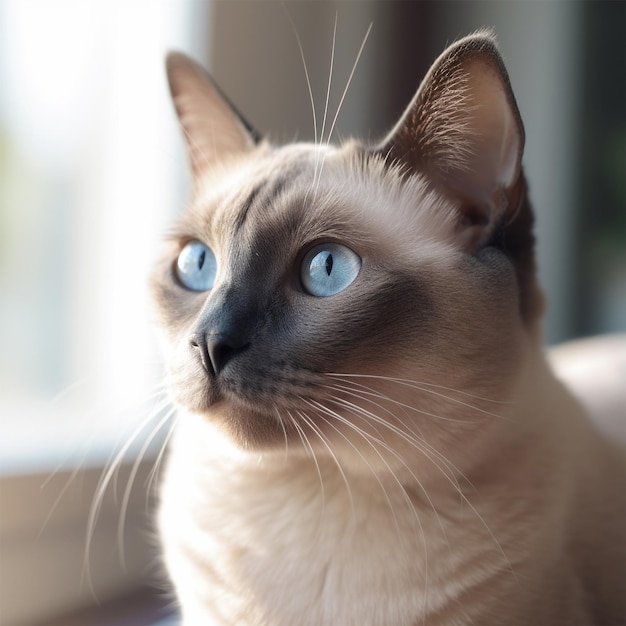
[151,33,625,625]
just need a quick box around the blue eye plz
[176,240,217,291]
[301,243,361,297]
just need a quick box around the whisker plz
[110,392,173,500]
[39,384,169,544]
[83,399,169,597]
[314,21,372,198]
[41,382,168,490]
[326,372,513,405]
[287,409,326,528]
[276,409,290,465]
[313,11,338,191]
[319,390,514,579]
[322,379,477,496]
[338,396,451,483]
[307,400,403,527]
[333,399,451,532]
[117,405,176,571]
[295,405,354,513]
[283,5,318,149]
[319,12,337,147]
[305,397,432,618]
[328,391,468,493]
[325,21,372,148]
[331,380,474,424]
[38,462,84,541]
[327,385,452,456]
[109,395,169,505]
[146,413,179,506]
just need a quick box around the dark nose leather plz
[190,330,250,376]
[189,286,256,376]
[208,331,249,375]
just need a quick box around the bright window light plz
[0,0,209,472]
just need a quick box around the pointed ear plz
[377,32,525,249]
[166,52,261,176]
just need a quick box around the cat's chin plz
[188,395,289,451]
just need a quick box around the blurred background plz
[0,1,624,624]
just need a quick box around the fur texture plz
[152,34,625,625]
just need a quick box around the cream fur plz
[159,343,625,625]
[154,34,625,625]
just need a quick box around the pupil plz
[324,253,333,276]
[198,250,206,270]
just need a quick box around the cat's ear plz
[377,32,524,249]
[166,52,261,175]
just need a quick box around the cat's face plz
[151,34,542,473]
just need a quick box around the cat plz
[151,32,626,625]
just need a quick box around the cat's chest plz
[159,419,503,625]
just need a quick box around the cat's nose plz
[189,332,249,376]
[207,332,250,375]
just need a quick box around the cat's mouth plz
[169,356,337,446]
[195,387,304,449]
[190,351,321,410]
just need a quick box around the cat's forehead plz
[183,141,457,263]
[193,142,333,216]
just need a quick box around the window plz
[0,0,211,471]
[0,1,210,622]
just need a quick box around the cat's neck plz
[160,342,618,625]
[165,341,587,496]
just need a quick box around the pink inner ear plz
[462,58,522,194]
[429,52,524,250]
[376,35,525,252]
[167,53,256,176]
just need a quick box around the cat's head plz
[151,32,543,471]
